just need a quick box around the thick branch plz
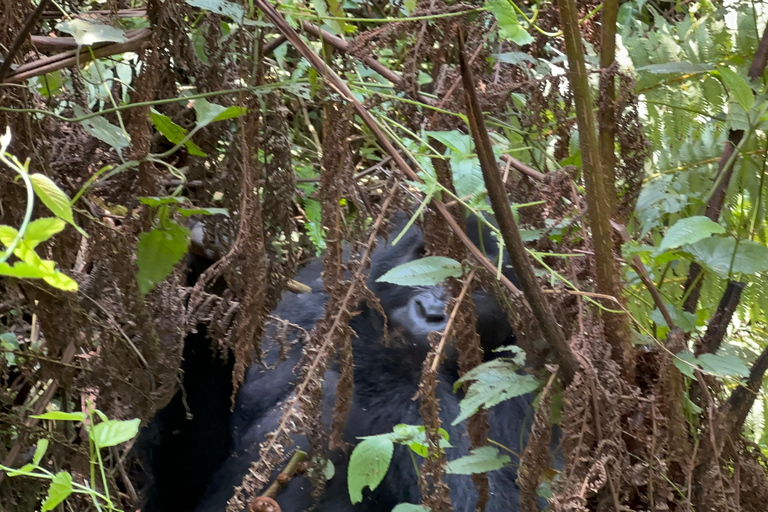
[697,281,745,356]
[458,33,575,385]
[598,0,619,218]
[555,0,633,373]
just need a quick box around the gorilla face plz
[388,285,449,337]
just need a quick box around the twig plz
[430,269,476,372]
[261,450,306,498]
[0,0,50,82]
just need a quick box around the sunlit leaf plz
[136,221,191,295]
[376,256,463,286]
[446,446,511,475]
[91,418,141,448]
[56,18,127,45]
[41,471,73,511]
[348,437,394,504]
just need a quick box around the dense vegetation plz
[2,0,768,510]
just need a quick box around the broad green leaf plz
[185,0,245,23]
[495,52,537,67]
[29,174,81,233]
[91,418,141,448]
[56,18,127,45]
[136,221,191,295]
[37,71,63,97]
[657,216,725,253]
[717,66,755,112]
[32,439,49,466]
[402,0,416,14]
[636,62,711,74]
[445,446,511,475]
[486,0,533,45]
[6,463,36,477]
[138,196,189,207]
[32,411,87,422]
[392,505,430,512]
[0,261,48,279]
[684,237,768,278]
[193,98,247,127]
[178,207,230,217]
[698,353,750,379]
[41,471,73,511]
[376,256,463,286]
[23,218,66,249]
[426,131,473,155]
[674,350,698,379]
[72,105,130,151]
[150,110,207,157]
[650,304,697,333]
[348,437,394,504]
[453,360,539,424]
[452,156,484,199]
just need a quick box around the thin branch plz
[2,29,151,84]
[458,31,575,385]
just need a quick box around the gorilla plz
[138,211,551,512]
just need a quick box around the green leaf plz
[185,0,245,23]
[0,261,49,279]
[193,98,248,127]
[650,304,697,333]
[41,471,73,511]
[136,221,191,295]
[91,418,141,448]
[402,0,416,14]
[717,66,755,112]
[376,256,463,286]
[138,196,190,207]
[29,174,82,234]
[657,216,725,253]
[636,62,711,75]
[32,411,87,422]
[72,105,130,151]
[392,505,430,512]
[486,0,533,45]
[674,350,699,379]
[32,439,49,466]
[453,360,539,424]
[177,207,230,217]
[56,18,127,45]
[151,110,207,157]
[698,353,750,379]
[684,237,768,278]
[445,446,511,475]
[348,437,394,504]
[23,218,66,249]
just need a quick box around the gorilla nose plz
[415,296,447,324]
